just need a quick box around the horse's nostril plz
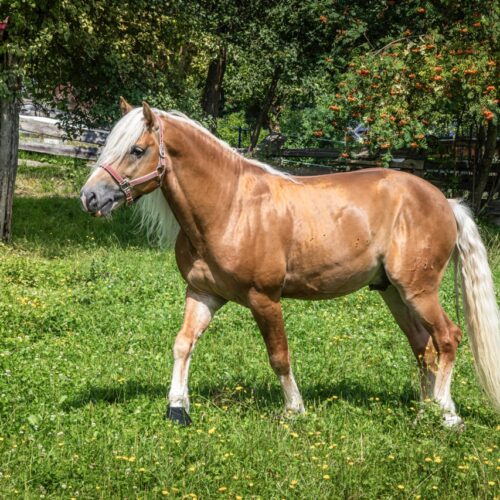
[86,190,98,212]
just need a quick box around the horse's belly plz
[282,258,380,299]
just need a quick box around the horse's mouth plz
[92,197,123,218]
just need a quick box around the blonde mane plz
[96,107,295,248]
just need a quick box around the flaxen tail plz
[449,200,500,411]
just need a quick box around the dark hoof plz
[166,406,192,426]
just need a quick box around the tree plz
[0,0,201,242]
[325,0,498,212]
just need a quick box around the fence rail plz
[19,115,108,160]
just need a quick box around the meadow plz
[0,155,499,499]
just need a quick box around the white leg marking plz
[280,369,304,413]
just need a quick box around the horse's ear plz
[119,96,133,115]
[142,101,156,130]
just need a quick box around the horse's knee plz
[269,351,290,375]
[173,334,193,360]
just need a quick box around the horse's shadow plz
[64,378,419,413]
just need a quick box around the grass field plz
[1,155,499,499]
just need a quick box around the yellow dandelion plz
[432,486,438,490]
[290,480,298,486]
[232,475,238,480]
[323,475,331,480]
[488,481,495,486]
[138,467,146,472]
[218,486,227,492]
[434,456,442,464]
[424,457,433,462]
[329,443,337,449]
[188,466,196,472]
[208,427,216,435]
[397,485,405,490]
[236,497,243,500]
[161,492,169,498]
[290,432,299,438]
[128,456,136,462]
[235,386,243,391]
[388,455,395,460]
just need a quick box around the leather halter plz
[99,113,166,206]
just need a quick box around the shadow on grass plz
[12,196,151,254]
[64,378,418,413]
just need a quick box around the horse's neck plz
[162,119,243,250]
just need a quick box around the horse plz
[80,99,500,427]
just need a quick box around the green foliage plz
[326,0,499,160]
[1,157,499,498]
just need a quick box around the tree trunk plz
[0,96,19,242]
[201,46,227,129]
[249,67,281,151]
[473,121,497,214]
[0,49,21,242]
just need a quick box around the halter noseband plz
[99,113,166,206]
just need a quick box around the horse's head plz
[80,98,167,217]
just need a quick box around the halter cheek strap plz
[99,113,167,206]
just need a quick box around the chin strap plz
[99,113,166,206]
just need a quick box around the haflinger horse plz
[80,98,500,427]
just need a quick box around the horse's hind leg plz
[167,287,225,425]
[380,286,463,427]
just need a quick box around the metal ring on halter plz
[100,113,166,206]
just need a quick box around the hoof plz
[443,413,464,431]
[166,406,192,426]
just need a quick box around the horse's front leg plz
[249,290,304,414]
[167,287,225,425]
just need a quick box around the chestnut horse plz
[80,100,500,427]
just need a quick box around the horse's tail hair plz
[449,199,500,411]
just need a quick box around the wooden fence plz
[19,115,108,160]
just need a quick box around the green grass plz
[0,155,499,499]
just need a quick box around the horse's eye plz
[131,146,144,157]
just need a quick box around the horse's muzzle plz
[80,184,123,217]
